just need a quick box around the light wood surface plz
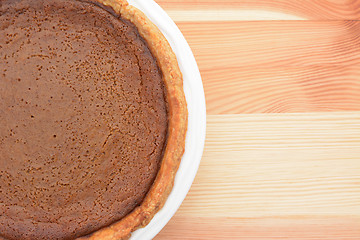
[153,0,360,239]
[175,21,360,114]
[156,0,360,20]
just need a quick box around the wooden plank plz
[175,21,360,114]
[156,216,360,239]
[156,0,360,20]
[182,113,360,217]
[178,21,360,69]
[156,112,360,239]
[204,66,360,114]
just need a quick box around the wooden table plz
[153,1,360,239]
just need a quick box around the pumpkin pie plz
[0,0,187,239]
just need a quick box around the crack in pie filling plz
[0,0,187,239]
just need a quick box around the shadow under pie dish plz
[0,0,188,239]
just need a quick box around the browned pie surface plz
[0,0,168,239]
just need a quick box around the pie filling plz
[0,0,168,239]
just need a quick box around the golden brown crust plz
[77,0,187,239]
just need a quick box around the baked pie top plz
[0,0,187,239]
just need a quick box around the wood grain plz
[156,0,360,20]
[178,21,360,69]
[151,1,360,239]
[156,216,360,239]
[204,66,360,114]
[175,21,360,114]
[156,113,360,239]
